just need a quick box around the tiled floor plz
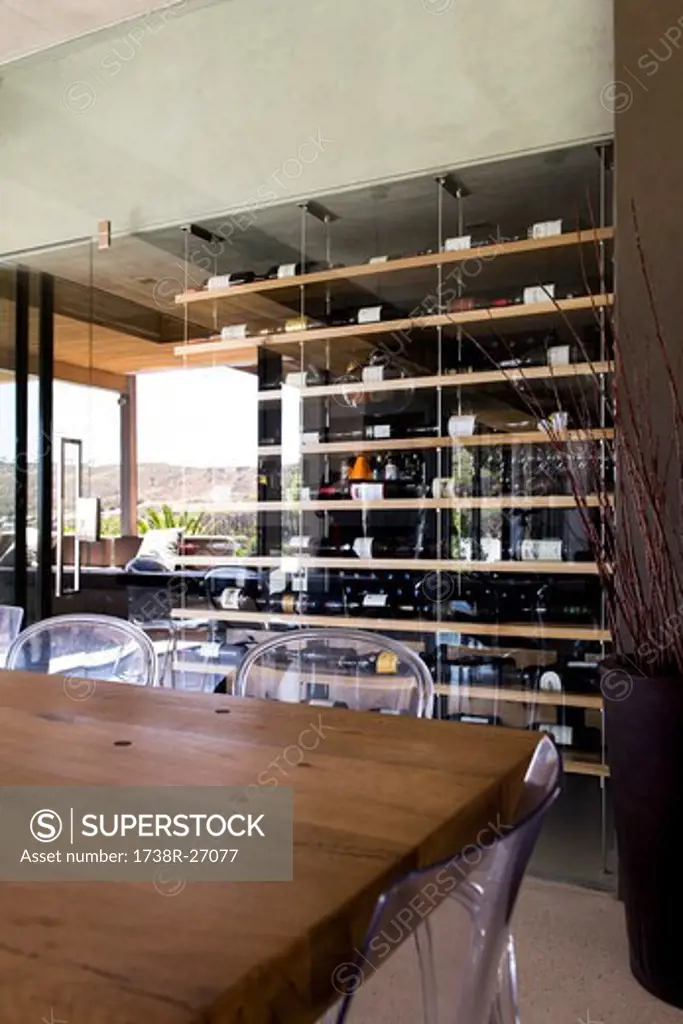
[516,879,683,1024]
[334,878,683,1023]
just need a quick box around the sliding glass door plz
[0,259,51,622]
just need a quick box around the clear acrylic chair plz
[235,629,434,717]
[5,613,158,686]
[331,736,562,1024]
[0,605,24,668]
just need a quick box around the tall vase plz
[602,662,683,1008]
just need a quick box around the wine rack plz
[175,228,613,310]
[256,361,614,401]
[172,157,614,786]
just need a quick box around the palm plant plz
[137,504,207,536]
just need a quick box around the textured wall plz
[0,0,613,254]
[613,0,683,649]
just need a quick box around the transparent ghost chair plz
[5,613,158,686]
[235,628,434,717]
[0,605,24,668]
[331,735,562,1023]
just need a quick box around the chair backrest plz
[5,613,158,687]
[335,736,562,1024]
[235,629,434,718]
[0,605,24,667]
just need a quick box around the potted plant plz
[465,218,683,1007]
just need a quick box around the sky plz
[0,365,290,469]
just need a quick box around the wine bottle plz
[355,305,398,325]
[220,581,267,612]
[360,584,391,618]
[265,261,322,279]
[535,579,602,624]
[531,719,601,755]
[268,582,300,614]
[325,307,360,327]
[384,456,398,482]
[509,509,566,561]
[206,271,256,290]
[530,658,600,695]
[447,712,504,726]
[324,426,365,443]
[394,573,418,617]
[357,347,407,384]
[365,422,392,440]
[338,651,400,675]
[283,315,317,333]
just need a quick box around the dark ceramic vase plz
[602,661,683,1009]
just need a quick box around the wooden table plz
[0,670,538,1024]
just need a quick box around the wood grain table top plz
[0,670,538,1024]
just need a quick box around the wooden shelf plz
[191,494,608,514]
[173,661,236,677]
[176,294,613,357]
[175,554,601,575]
[288,428,615,456]
[257,360,614,402]
[170,608,610,641]
[176,554,602,575]
[564,758,609,778]
[433,683,603,710]
[174,228,614,307]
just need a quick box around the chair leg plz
[489,931,520,1024]
[415,921,438,1024]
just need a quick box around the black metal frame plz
[12,267,29,613]
[37,273,54,620]
[10,265,54,623]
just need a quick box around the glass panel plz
[0,263,16,606]
[1,141,616,888]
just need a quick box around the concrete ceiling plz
[0,0,186,65]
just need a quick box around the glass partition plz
[2,141,616,888]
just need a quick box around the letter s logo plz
[30,809,63,843]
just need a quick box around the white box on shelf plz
[433,478,457,499]
[353,537,374,558]
[219,588,240,610]
[368,255,388,264]
[357,305,382,324]
[523,283,556,305]
[539,670,562,692]
[447,414,477,438]
[286,536,311,552]
[530,220,563,239]
[277,263,297,279]
[200,642,222,660]
[221,323,247,340]
[292,571,307,593]
[538,411,570,434]
[520,539,563,561]
[547,345,570,366]
[351,483,383,501]
[444,235,472,252]
[285,371,308,388]
[301,432,319,445]
[372,424,391,439]
[540,723,573,747]
[362,364,384,384]
[207,274,232,290]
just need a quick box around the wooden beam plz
[51,360,127,392]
